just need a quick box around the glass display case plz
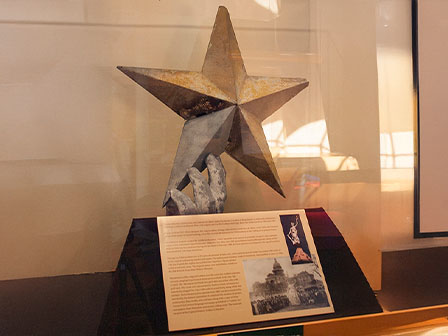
[0,0,447,335]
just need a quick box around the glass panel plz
[0,0,383,289]
[5,0,447,303]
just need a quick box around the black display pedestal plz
[97,208,382,335]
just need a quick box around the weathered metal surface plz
[202,6,247,102]
[162,106,236,206]
[239,76,309,122]
[165,154,227,215]
[225,107,285,197]
[117,5,309,205]
[117,67,233,119]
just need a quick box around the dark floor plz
[0,247,447,336]
[377,246,448,311]
[0,272,113,336]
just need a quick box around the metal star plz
[118,6,309,206]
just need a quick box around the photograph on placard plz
[280,214,312,264]
[243,257,330,316]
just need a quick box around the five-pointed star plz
[118,6,309,206]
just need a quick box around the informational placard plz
[157,210,334,331]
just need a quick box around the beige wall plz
[418,0,448,235]
[0,0,383,289]
[377,0,448,251]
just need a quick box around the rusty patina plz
[118,6,309,206]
